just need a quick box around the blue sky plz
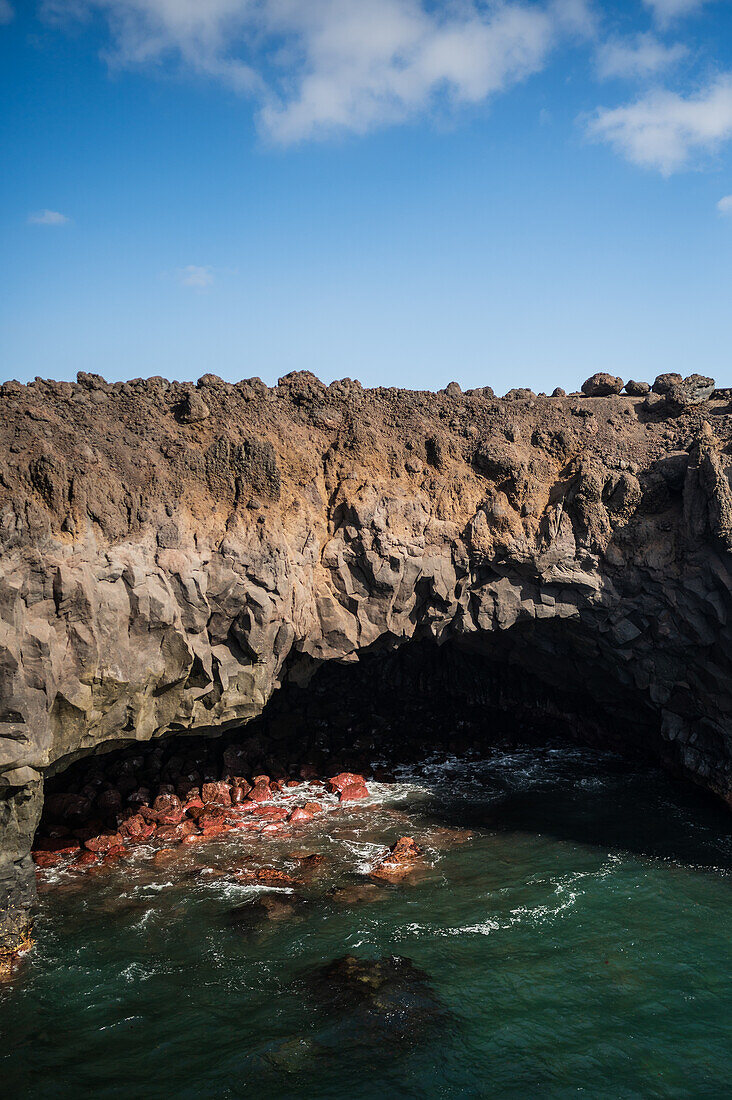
[2,0,732,394]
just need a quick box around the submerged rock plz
[302,954,445,1047]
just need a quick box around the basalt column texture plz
[2,369,732,950]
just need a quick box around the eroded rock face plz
[1,372,732,949]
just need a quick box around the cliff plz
[2,368,732,953]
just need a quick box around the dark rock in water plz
[302,954,445,1047]
[328,883,387,906]
[228,893,302,931]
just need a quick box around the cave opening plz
[34,621,671,862]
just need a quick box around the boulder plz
[178,391,210,423]
[84,832,123,853]
[327,773,367,794]
[288,807,313,824]
[624,380,650,396]
[665,375,715,412]
[201,781,231,806]
[338,783,369,802]
[581,374,623,397]
[652,372,682,395]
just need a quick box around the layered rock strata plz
[1,369,732,951]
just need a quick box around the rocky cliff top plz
[1,369,729,553]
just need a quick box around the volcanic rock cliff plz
[2,369,732,954]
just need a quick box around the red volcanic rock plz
[288,807,313,824]
[183,797,205,815]
[230,786,248,805]
[259,823,283,835]
[201,781,231,806]
[251,805,288,820]
[327,772,367,794]
[252,774,270,787]
[118,813,154,840]
[247,782,273,803]
[181,833,210,846]
[338,783,369,802]
[34,837,81,856]
[285,780,301,788]
[198,808,227,831]
[303,802,323,814]
[84,832,123,853]
[33,850,66,868]
[153,792,182,815]
[386,836,423,863]
[73,850,99,868]
[234,867,297,886]
[155,808,185,826]
[371,836,424,881]
[102,844,126,864]
[199,823,228,839]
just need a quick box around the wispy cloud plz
[178,265,214,289]
[28,209,71,225]
[718,194,732,215]
[595,33,687,81]
[0,0,14,25]
[586,75,732,174]
[43,0,594,143]
[643,0,717,27]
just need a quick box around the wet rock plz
[327,773,367,794]
[228,894,300,930]
[288,807,313,824]
[201,781,231,806]
[371,836,425,881]
[247,781,273,803]
[84,832,123,853]
[338,784,369,802]
[234,867,298,886]
[303,955,444,1046]
[581,374,623,397]
[303,802,323,815]
[329,883,386,905]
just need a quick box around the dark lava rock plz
[302,955,445,1047]
[581,373,623,397]
[624,380,650,396]
[652,372,683,395]
[665,375,715,412]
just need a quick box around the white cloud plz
[178,265,214,288]
[0,1,14,25]
[586,75,732,174]
[643,0,716,26]
[718,194,732,214]
[43,0,594,142]
[596,33,687,81]
[28,209,71,225]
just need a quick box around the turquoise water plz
[2,744,731,1099]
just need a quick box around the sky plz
[2,0,732,394]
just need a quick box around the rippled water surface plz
[2,744,731,1099]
